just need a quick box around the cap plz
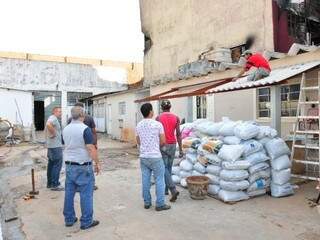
[161,100,171,109]
[241,50,252,56]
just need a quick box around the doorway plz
[34,101,45,130]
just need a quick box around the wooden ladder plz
[291,72,320,182]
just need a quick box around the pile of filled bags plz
[172,118,294,203]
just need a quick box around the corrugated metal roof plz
[206,61,320,93]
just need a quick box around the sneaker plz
[155,204,171,211]
[170,191,180,202]
[65,218,78,227]
[51,186,65,191]
[80,220,100,230]
[144,204,152,209]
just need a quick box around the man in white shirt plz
[136,103,171,211]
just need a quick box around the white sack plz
[219,121,240,136]
[265,138,290,159]
[248,189,267,197]
[234,123,260,140]
[206,165,221,175]
[218,190,249,202]
[271,182,294,197]
[205,173,220,185]
[173,157,182,166]
[256,126,278,139]
[207,184,220,195]
[248,162,270,175]
[191,170,204,176]
[271,168,291,185]
[172,175,181,184]
[180,160,193,172]
[271,155,292,171]
[249,168,271,183]
[186,153,197,164]
[258,137,273,146]
[180,178,188,188]
[193,162,206,174]
[247,178,270,192]
[172,166,181,176]
[197,145,209,156]
[241,140,263,156]
[206,153,222,165]
[179,170,192,178]
[222,160,251,170]
[223,136,241,145]
[220,179,249,191]
[206,122,223,136]
[186,148,197,154]
[246,151,269,166]
[218,145,244,162]
[220,169,249,181]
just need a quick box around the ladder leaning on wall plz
[291,72,320,181]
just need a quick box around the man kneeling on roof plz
[233,50,271,82]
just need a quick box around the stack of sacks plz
[171,137,201,187]
[198,138,223,196]
[265,138,294,197]
[217,143,250,202]
[235,123,272,198]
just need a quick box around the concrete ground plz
[1,135,320,240]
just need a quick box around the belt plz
[65,161,92,166]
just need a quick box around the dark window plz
[67,92,92,106]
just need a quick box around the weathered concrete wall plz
[140,0,274,85]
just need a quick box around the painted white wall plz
[0,88,33,126]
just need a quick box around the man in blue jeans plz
[63,106,101,230]
[46,107,64,191]
[136,103,171,211]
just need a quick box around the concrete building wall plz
[140,0,274,85]
[0,88,33,127]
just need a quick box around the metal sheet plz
[206,61,320,93]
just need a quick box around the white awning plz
[206,61,320,94]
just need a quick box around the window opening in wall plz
[257,84,300,118]
[118,102,126,115]
[230,44,246,63]
[196,96,207,119]
[67,92,92,106]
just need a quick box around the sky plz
[0,0,144,62]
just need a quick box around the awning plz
[206,61,320,94]
[135,78,231,103]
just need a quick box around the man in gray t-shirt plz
[46,107,64,191]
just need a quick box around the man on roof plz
[233,50,271,82]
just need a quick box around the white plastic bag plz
[271,182,294,197]
[256,126,278,139]
[206,153,222,165]
[265,138,290,159]
[191,170,204,176]
[220,179,249,191]
[245,151,269,166]
[186,153,197,164]
[258,137,273,146]
[206,165,221,176]
[218,190,249,202]
[206,122,223,136]
[271,155,292,171]
[180,178,188,188]
[222,160,251,170]
[271,168,291,185]
[241,140,263,156]
[193,162,206,174]
[171,175,181,184]
[179,170,192,178]
[248,189,267,197]
[180,160,193,172]
[223,136,241,145]
[197,145,209,156]
[219,121,239,136]
[248,162,270,175]
[248,168,271,183]
[207,184,220,195]
[205,173,220,185]
[234,122,260,140]
[220,169,249,181]
[172,166,181,176]
[218,145,244,162]
[247,178,270,192]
